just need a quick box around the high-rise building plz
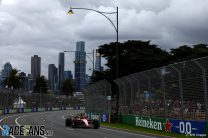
[31,55,41,79]
[64,71,73,80]
[48,64,58,92]
[0,62,13,88]
[27,74,35,92]
[95,50,102,72]
[1,62,12,79]
[58,52,65,88]
[74,41,86,92]
[19,72,28,92]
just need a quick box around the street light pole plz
[116,7,119,121]
[68,7,119,78]
[68,6,119,120]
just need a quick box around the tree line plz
[91,40,208,82]
[2,70,74,97]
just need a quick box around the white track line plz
[101,127,157,138]
[0,115,18,138]
[66,127,74,131]
[15,115,48,138]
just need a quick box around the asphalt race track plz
[0,110,162,138]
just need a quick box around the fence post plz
[90,88,93,113]
[134,74,142,115]
[117,79,127,107]
[114,79,126,114]
[155,68,167,118]
[124,77,134,110]
[94,84,100,114]
[103,80,112,114]
[171,65,184,120]
[141,72,152,116]
[193,60,208,120]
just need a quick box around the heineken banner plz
[122,115,206,136]
[135,116,165,131]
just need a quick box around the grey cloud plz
[0,0,208,77]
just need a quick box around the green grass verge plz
[101,122,200,138]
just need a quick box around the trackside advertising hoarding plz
[86,113,110,123]
[122,115,206,136]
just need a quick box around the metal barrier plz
[85,56,208,121]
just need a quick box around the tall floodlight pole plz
[68,6,119,120]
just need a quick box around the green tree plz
[61,79,74,98]
[170,44,208,62]
[33,76,48,94]
[170,45,194,62]
[193,44,208,57]
[92,41,208,82]
[2,68,22,90]
[95,40,170,81]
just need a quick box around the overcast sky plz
[0,0,208,78]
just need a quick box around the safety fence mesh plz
[85,56,208,120]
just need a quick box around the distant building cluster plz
[0,41,103,93]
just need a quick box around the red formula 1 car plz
[65,114,100,129]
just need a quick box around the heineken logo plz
[164,119,173,132]
[135,117,162,130]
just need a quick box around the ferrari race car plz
[65,114,100,129]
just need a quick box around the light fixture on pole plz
[67,6,119,120]
[68,7,74,14]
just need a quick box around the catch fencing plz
[85,56,208,121]
[84,80,112,114]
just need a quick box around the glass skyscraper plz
[58,52,65,88]
[31,55,41,79]
[74,41,86,92]
[48,64,58,92]
[64,70,73,80]
[95,50,102,71]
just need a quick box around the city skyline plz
[0,42,92,80]
[1,0,208,77]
